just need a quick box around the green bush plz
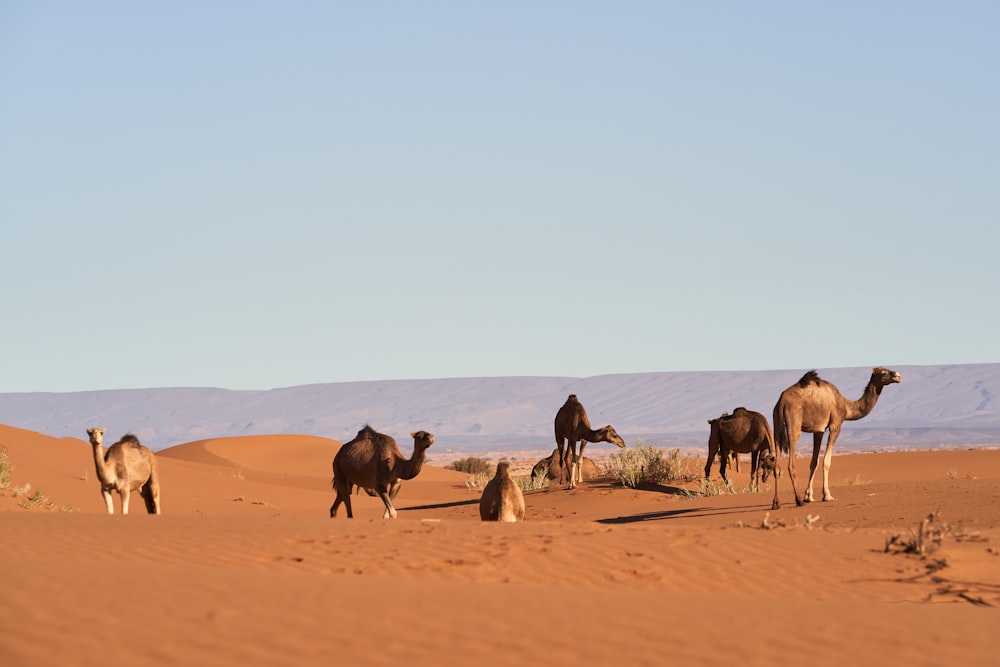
[447,456,492,475]
[515,469,550,492]
[602,440,694,488]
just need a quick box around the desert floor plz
[1,423,998,666]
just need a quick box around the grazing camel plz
[479,461,526,522]
[554,394,625,488]
[86,427,161,515]
[532,448,600,483]
[329,426,434,519]
[772,367,902,509]
[704,408,776,490]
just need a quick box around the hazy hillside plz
[1,364,997,454]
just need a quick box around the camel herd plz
[85,367,902,519]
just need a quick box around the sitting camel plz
[704,408,776,491]
[86,427,161,514]
[532,448,600,483]
[554,394,625,488]
[330,426,434,519]
[479,461,525,522]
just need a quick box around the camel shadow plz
[596,501,775,525]
[398,498,479,512]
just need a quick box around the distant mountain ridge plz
[1,364,998,454]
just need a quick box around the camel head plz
[495,461,512,477]
[872,367,902,387]
[410,431,435,451]
[760,453,778,483]
[595,425,626,448]
[86,427,105,446]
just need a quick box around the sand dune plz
[2,423,998,666]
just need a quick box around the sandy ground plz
[1,423,998,666]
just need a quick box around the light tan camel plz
[479,461,526,522]
[86,427,161,515]
[554,394,625,488]
[772,367,902,509]
[704,407,776,491]
[532,448,599,483]
[329,426,434,519]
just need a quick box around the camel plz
[554,394,625,488]
[772,367,902,509]
[86,427,161,515]
[479,461,525,522]
[704,407,776,490]
[329,426,434,519]
[532,448,600,483]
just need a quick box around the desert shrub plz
[448,457,492,475]
[515,469,550,492]
[0,446,10,490]
[842,472,871,486]
[602,440,694,488]
[464,472,490,492]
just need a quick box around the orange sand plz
[1,423,998,666]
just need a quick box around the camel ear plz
[410,432,415,438]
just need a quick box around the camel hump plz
[732,406,748,414]
[565,394,579,404]
[117,434,141,446]
[797,370,821,387]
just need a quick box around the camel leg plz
[820,427,840,502]
[750,450,759,491]
[120,487,131,515]
[378,492,397,519]
[770,446,781,510]
[146,475,161,514]
[719,448,730,486]
[141,484,157,514]
[576,443,588,485]
[329,492,343,518]
[704,441,718,479]
[101,489,115,515]
[803,432,824,503]
[784,425,804,507]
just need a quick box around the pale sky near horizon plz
[2,2,998,393]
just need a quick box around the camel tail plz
[773,408,790,455]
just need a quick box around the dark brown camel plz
[772,367,902,509]
[329,426,434,519]
[554,394,625,488]
[704,407,776,490]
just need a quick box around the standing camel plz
[86,427,161,514]
[772,367,902,509]
[554,394,625,488]
[479,461,526,522]
[329,426,434,519]
[704,407,776,490]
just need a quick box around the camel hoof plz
[771,501,780,510]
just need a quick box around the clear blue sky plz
[2,2,997,392]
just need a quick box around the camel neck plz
[91,443,112,483]
[845,379,882,421]
[397,447,428,480]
